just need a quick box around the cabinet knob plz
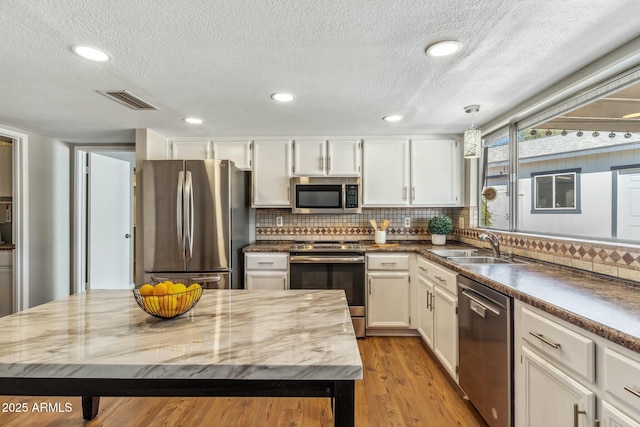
[125,234,131,239]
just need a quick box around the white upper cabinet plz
[326,140,361,176]
[292,140,326,176]
[362,139,410,206]
[212,140,252,170]
[169,139,212,159]
[252,140,292,207]
[410,139,461,206]
[292,139,361,176]
[362,138,461,207]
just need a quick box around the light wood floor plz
[0,337,486,426]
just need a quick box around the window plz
[478,70,640,243]
[532,170,580,212]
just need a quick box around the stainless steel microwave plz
[291,177,361,214]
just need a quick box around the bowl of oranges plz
[133,280,203,319]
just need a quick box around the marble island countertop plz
[0,289,363,381]
[243,241,640,354]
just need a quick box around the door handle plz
[623,385,640,399]
[184,171,194,259]
[573,404,586,427]
[177,171,185,259]
[529,331,561,349]
[125,234,131,238]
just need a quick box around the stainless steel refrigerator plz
[139,160,249,289]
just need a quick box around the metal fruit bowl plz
[132,280,203,319]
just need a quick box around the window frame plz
[530,168,581,214]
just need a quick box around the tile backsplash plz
[456,228,640,282]
[256,207,468,241]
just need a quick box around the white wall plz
[27,131,71,306]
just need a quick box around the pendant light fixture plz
[463,105,481,158]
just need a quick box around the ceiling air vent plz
[98,90,158,110]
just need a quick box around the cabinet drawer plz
[417,256,457,295]
[367,254,409,271]
[245,253,288,270]
[604,347,640,415]
[521,306,595,381]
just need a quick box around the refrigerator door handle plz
[185,171,194,259]
[176,171,185,259]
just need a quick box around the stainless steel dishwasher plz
[458,275,513,427]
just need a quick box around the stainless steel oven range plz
[289,242,366,338]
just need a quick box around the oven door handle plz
[290,255,365,264]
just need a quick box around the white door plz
[520,346,595,427]
[251,140,292,207]
[212,140,252,170]
[327,140,361,176]
[410,139,460,206]
[362,140,410,206]
[292,140,326,176]
[88,153,132,289]
[366,272,410,328]
[417,274,434,347]
[616,168,640,240]
[433,286,458,379]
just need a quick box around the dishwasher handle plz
[461,289,501,316]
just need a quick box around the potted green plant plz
[428,215,453,245]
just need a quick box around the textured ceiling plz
[1,0,640,143]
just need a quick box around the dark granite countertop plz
[243,241,640,354]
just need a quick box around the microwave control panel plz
[345,185,359,209]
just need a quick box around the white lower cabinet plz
[417,273,434,347]
[416,256,458,380]
[520,346,596,427]
[601,400,640,427]
[366,254,410,329]
[433,285,457,378]
[515,300,640,427]
[244,253,288,290]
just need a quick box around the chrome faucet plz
[478,232,501,257]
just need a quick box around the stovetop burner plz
[289,241,364,252]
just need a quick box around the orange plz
[152,282,169,296]
[187,283,203,300]
[159,295,178,317]
[180,292,194,309]
[139,284,154,296]
[169,283,187,296]
[143,296,160,313]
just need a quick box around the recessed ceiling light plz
[184,117,203,124]
[71,45,111,62]
[383,115,403,122]
[425,41,462,57]
[622,111,640,119]
[271,92,295,102]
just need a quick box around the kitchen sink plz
[428,249,480,257]
[447,256,522,265]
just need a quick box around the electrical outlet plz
[276,216,283,227]
[404,217,411,228]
